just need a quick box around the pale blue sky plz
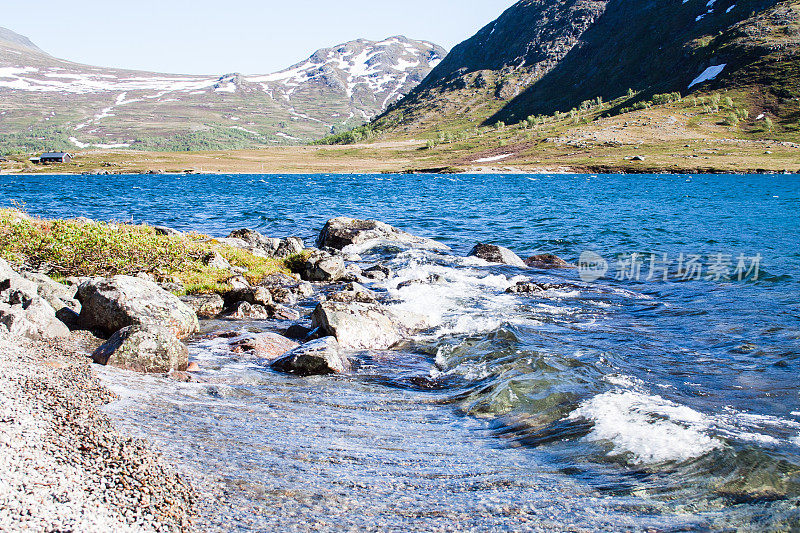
[3,1,517,75]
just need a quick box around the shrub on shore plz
[0,208,292,295]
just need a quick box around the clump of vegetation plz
[312,124,377,145]
[0,208,291,295]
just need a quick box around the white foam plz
[570,390,722,464]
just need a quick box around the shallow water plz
[3,173,800,530]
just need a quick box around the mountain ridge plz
[372,0,799,134]
[0,30,445,152]
[0,26,44,53]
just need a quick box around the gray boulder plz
[271,337,350,376]
[222,286,273,308]
[180,294,225,319]
[327,283,378,304]
[362,264,393,281]
[0,297,70,340]
[468,243,528,268]
[92,325,188,373]
[229,332,299,358]
[259,273,313,304]
[226,229,305,258]
[524,254,573,269]
[227,302,271,320]
[19,271,81,314]
[0,258,39,300]
[153,225,182,237]
[317,217,450,251]
[300,251,345,282]
[311,301,403,350]
[203,251,232,270]
[77,276,199,339]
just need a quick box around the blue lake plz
[3,173,800,530]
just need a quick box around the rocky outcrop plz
[271,337,350,376]
[524,254,573,269]
[180,294,225,319]
[311,301,404,350]
[229,332,299,358]
[317,217,449,251]
[327,283,379,304]
[224,229,305,258]
[299,250,346,282]
[92,325,188,373]
[0,297,70,341]
[468,243,527,268]
[227,302,271,320]
[19,271,80,314]
[258,273,313,304]
[77,276,199,339]
[222,286,273,308]
[0,259,70,340]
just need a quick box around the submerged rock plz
[524,254,573,269]
[327,282,379,304]
[271,337,349,376]
[230,332,299,358]
[317,217,449,251]
[77,276,199,339]
[92,325,188,373]
[311,301,403,350]
[362,264,393,281]
[468,243,527,268]
[180,294,225,319]
[506,281,566,294]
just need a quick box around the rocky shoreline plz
[0,214,572,530]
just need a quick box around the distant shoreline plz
[1,137,798,177]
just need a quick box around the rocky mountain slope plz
[0,30,444,152]
[374,0,799,133]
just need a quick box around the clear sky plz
[2,1,518,75]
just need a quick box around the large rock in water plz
[77,276,199,338]
[317,217,449,251]
[229,332,299,358]
[271,337,349,376]
[92,325,188,373]
[524,254,573,269]
[311,301,403,350]
[468,243,528,268]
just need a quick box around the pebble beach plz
[0,332,196,532]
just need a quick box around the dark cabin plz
[38,152,73,164]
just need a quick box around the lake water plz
[3,173,800,530]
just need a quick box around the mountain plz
[374,0,799,132]
[0,30,445,152]
[0,27,43,53]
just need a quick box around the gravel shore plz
[0,331,196,532]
